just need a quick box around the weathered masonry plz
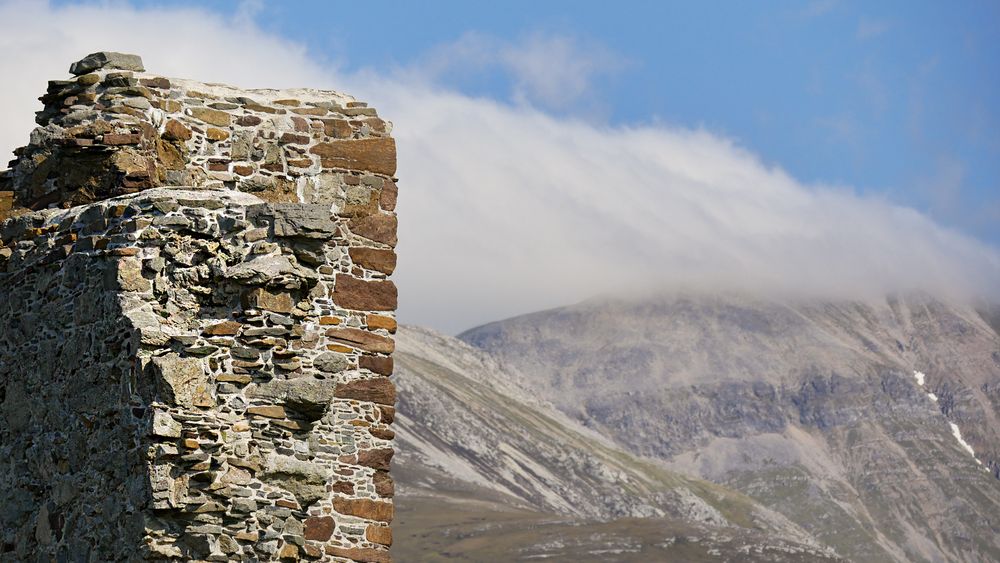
[0,52,398,561]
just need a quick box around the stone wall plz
[0,53,397,562]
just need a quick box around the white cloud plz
[413,31,623,111]
[1,0,999,333]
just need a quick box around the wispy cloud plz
[799,0,839,20]
[856,17,891,40]
[1,0,998,333]
[414,31,625,111]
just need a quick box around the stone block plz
[349,247,396,274]
[348,213,397,247]
[332,498,394,522]
[151,354,213,408]
[69,51,145,75]
[309,138,396,175]
[332,275,397,311]
[304,516,336,541]
[335,379,396,406]
[325,327,395,354]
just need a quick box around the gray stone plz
[260,455,328,508]
[69,52,145,75]
[122,97,152,110]
[246,379,335,420]
[151,354,213,408]
[225,254,316,285]
[253,204,336,239]
[313,352,348,374]
[151,411,182,438]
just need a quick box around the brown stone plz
[276,499,299,509]
[156,139,185,171]
[0,191,13,213]
[236,114,262,126]
[217,373,252,384]
[374,470,394,498]
[335,379,395,406]
[348,214,397,247]
[369,426,395,440]
[140,77,171,89]
[366,314,397,333]
[379,407,395,425]
[160,99,182,113]
[242,288,295,313]
[233,164,254,176]
[358,355,393,376]
[324,547,391,563]
[380,180,398,211]
[348,248,396,275]
[331,481,354,495]
[320,118,352,139]
[162,119,192,141]
[291,116,310,132]
[325,327,394,354]
[206,127,230,142]
[280,132,310,145]
[326,344,354,353]
[76,72,100,86]
[247,405,287,418]
[357,448,394,471]
[277,543,298,559]
[203,321,241,336]
[309,138,396,175]
[291,107,327,116]
[303,516,335,541]
[274,99,301,107]
[332,275,396,311]
[189,107,232,127]
[366,525,393,546]
[235,531,259,542]
[103,133,141,145]
[244,103,285,114]
[332,498,393,522]
[319,316,342,325]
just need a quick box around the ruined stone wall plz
[0,53,398,562]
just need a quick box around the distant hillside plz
[391,326,841,562]
[459,293,1000,562]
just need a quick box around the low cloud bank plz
[1,1,997,332]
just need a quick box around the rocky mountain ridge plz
[391,326,842,561]
[456,292,1000,562]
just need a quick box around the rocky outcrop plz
[0,53,398,562]
[391,326,842,561]
[461,293,1000,563]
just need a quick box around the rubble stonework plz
[0,53,397,562]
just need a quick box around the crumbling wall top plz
[1,51,395,220]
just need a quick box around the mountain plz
[458,293,1000,562]
[391,326,841,562]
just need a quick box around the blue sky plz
[98,0,1000,245]
[5,0,999,330]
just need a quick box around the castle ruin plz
[0,52,398,562]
